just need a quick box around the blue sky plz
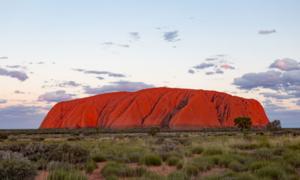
[0,0,300,128]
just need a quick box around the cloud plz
[258,29,276,35]
[0,99,7,104]
[14,90,25,94]
[215,69,224,74]
[102,41,130,48]
[233,58,300,124]
[129,32,140,41]
[0,67,29,81]
[73,68,126,78]
[269,58,300,71]
[84,81,154,94]
[206,72,214,75]
[190,55,236,76]
[163,31,180,42]
[260,92,294,100]
[97,77,104,80]
[0,56,8,60]
[6,65,26,69]
[188,69,195,74]
[265,106,300,128]
[233,70,282,90]
[38,90,75,103]
[57,81,81,88]
[193,63,215,70]
[220,64,235,70]
[0,105,46,129]
[234,69,300,91]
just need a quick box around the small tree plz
[234,117,252,131]
[148,127,160,136]
[266,120,281,131]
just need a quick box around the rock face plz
[40,87,269,129]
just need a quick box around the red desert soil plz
[35,170,48,180]
[40,87,269,129]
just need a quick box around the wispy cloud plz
[73,68,126,78]
[189,55,235,75]
[193,63,215,70]
[102,41,130,48]
[258,29,276,35]
[0,67,28,81]
[0,56,8,60]
[84,81,154,94]
[38,90,75,103]
[129,32,140,41]
[163,31,180,42]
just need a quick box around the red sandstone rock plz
[40,87,269,129]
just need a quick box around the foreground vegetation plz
[0,129,300,179]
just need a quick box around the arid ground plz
[1,129,300,180]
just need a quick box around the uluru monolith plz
[40,87,269,129]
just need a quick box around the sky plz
[0,0,300,129]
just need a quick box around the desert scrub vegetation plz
[0,151,37,180]
[0,129,300,179]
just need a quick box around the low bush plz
[255,164,287,180]
[192,156,214,171]
[203,147,223,156]
[48,168,87,180]
[141,154,162,166]
[85,159,97,174]
[49,143,89,164]
[167,156,180,166]
[228,160,246,172]
[0,151,37,180]
[167,171,188,180]
[101,161,147,178]
[191,146,203,154]
[183,163,198,177]
[91,152,106,162]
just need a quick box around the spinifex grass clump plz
[141,154,162,166]
[101,161,147,179]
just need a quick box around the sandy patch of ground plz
[88,162,107,180]
[35,171,48,180]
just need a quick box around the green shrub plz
[47,161,75,171]
[248,160,270,171]
[168,171,188,180]
[228,161,246,172]
[286,153,300,167]
[142,154,162,166]
[167,156,180,166]
[48,168,87,180]
[101,161,146,178]
[91,152,106,162]
[0,151,37,180]
[255,164,286,180]
[191,146,203,154]
[203,147,223,156]
[253,148,273,160]
[49,143,89,164]
[192,156,214,171]
[85,159,97,174]
[183,164,198,177]
[148,127,160,136]
[0,133,8,140]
